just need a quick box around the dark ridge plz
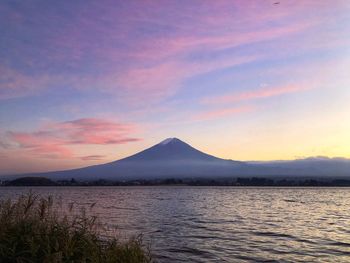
[6,177,57,186]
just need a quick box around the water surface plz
[1,186,350,262]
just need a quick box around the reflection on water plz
[1,186,350,262]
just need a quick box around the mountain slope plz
[20,138,248,180]
[116,138,224,162]
[5,138,350,180]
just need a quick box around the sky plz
[1,0,350,175]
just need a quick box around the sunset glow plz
[1,0,350,174]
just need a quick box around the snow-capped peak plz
[160,138,178,145]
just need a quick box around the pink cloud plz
[5,118,140,159]
[92,8,328,107]
[1,1,340,104]
[161,20,314,55]
[104,18,315,101]
[103,1,326,63]
[203,83,314,105]
[111,54,260,103]
[5,132,73,159]
[50,118,139,145]
[193,105,255,122]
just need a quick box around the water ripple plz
[2,186,350,262]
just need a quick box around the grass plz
[0,193,152,263]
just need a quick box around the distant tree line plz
[2,176,350,187]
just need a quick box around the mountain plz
[4,138,350,180]
[25,138,250,180]
[117,137,226,162]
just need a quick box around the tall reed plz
[0,193,151,263]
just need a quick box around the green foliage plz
[0,193,151,263]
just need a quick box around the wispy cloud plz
[0,65,51,100]
[80,155,106,161]
[203,83,314,105]
[0,0,332,103]
[109,54,261,103]
[3,118,140,159]
[89,17,318,105]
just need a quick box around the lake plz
[1,186,350,262]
